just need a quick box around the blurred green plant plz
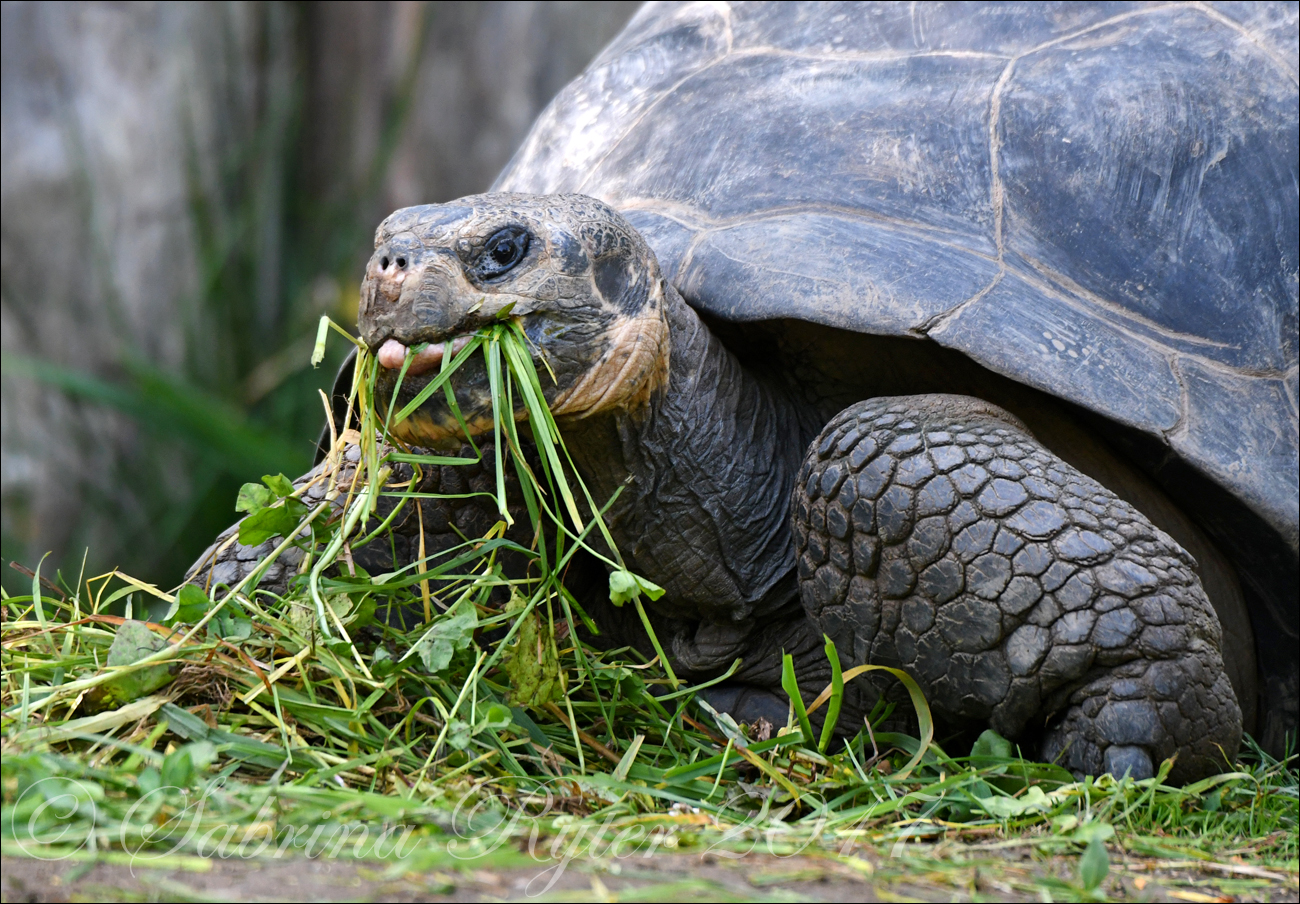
[1,4,430,593]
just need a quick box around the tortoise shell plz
[496,1,1298,553]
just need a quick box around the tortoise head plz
[359,193,669,446]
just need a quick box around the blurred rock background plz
[1,1,640,592]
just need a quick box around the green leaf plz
[213,612,253,641]
[1072,820,1115,845]
[261,473,295,497]
[371,645,398,678]
[447,718,474,751]
[105,621,169,665]
[167,584,211,624]
[184,740,218,771]
[970,728,1014,759]
[137,767,161,794]
[429,694,509,755]
[976,784,1052,818]
[237,505,294,546]
[237,497,308,546]
[161,747,194,788]
[609,571,638,607]
[84,621,177,711]
[348,595,377,629]
[325,637,356,656]
[502,603,562,707]
[408,599,477,675]
[592,665,646,705]
[475,702,512,733]
[1078,837,1110,890]
[235,482,276,514]
[609,570,664,607]
[634,575,664,600]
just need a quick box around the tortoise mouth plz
[375,332,476,377]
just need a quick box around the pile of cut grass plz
[3,317,1296,900]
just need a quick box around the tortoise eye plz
[474,226,530,280]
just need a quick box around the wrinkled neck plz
[559,286,811,627]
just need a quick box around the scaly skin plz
[793,395,1241,782]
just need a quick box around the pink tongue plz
[378,339,410,370]
[378,337,471,376]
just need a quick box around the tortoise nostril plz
[396,257,407,269]
[381,256,390,269]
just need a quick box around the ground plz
[4,839,1298,903]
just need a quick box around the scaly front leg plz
[792,394,1241,782]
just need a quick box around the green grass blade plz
[390,335,484,425]
[818,634,844,753]
[782,652,815,748]
[484,332,511,525]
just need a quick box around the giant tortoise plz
[191,2,1298,781]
